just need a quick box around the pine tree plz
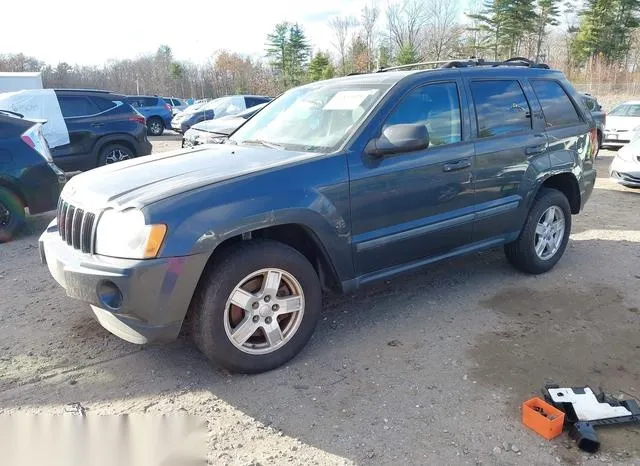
[266,22,291,86]
[287,23,311,85]
[308,52,331,81]
[535,0,560,61]
[396,43,419,65]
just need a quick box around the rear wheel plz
[0,187,26,243]
[504,188,571,274]
[190,240,322,373]
[98,144,134,166]
[147,117,164,136]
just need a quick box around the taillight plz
[129,115,146,124]
[22,124,53,162]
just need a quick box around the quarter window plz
[532,80,582,127]
[384,82,462,147]
[470,80,532,138]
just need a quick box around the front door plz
[348,81,475,278]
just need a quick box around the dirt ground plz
[0,136,638,465]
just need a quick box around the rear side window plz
[58,96,99,118]
[384,82,462,147]
[92,97,117,112]
[531,80,582,127]
[127,97,158,107]
[470,80,531,138]
[582,96,595,111]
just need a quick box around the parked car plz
[171,95,271,133]
[0,110,65,242]
[182,103,267,147]
[610,135,640,188]
[40,58,596,373]
[125,95,173,136]
[163,97,188,115]
[602,100,640,148]
[580,93,605,155]
[0,89,152,172]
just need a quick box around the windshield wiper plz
[241,139,284,150]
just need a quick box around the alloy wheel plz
[534,205,565,260]
[105,149,132,164]
[223,268,305,355]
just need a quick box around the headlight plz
[204,134,227,144]
[95,208,166,259]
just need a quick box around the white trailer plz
[0,72,43,93]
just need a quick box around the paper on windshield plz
[0,89,69,148]
[323,90,376,110]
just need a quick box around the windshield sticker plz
[323,91,376,110]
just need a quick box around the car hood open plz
[61,145,317,209]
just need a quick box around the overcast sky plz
[3,0,382,65]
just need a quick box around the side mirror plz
[365,123,429,156]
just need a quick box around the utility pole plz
[136,77,140,95]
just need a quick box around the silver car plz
[610,136,640,188]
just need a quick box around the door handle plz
[91,123,104,128]
[443,159,471,172]
[525,144,547,155]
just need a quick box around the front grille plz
[57,199,96,253]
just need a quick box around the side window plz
[384,82,462,147]
[470,80,531,138]
[92,97,116,112]
[142,97,158,107]
[58,96,99,118]
[125,97,141,108]
[531,80,582,127]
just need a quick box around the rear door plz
[51,94,103,171]
[465,78,547,243]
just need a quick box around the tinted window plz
[58,96,99,118]
[126,97,158,108]
[245,97,270,108]
[608,103,640,117]
[92,96,117,112]
[532,80,581,127]
[470,80,531,138]
[384,82,461,147]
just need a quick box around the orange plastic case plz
[522,397,565,440]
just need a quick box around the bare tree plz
[426,0,462,61]
[386,0,429,61]
[330,16,357,75]
[361,3,379,71]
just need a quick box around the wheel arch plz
[539,172,581,214]
[93,135,138,165]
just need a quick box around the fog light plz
[97,280,123,310]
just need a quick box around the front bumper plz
[610,156,640,188]
[39,221,210,344]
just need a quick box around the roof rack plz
[378,57,549,72]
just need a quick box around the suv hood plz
[61,145,317,209]
[606,115,640,131]
[191,117,244,135]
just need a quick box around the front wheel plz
[190,240,322,373]
[504,188,572,274]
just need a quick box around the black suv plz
[52,90,152,172]
[41,58,597,373]
[1,111,65,242]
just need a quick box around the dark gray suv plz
[40,58,597,373]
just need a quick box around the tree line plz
[2,0,640,99]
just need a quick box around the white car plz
[610,136,640,188]
[602,100,640,148]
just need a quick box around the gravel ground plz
[0,139,638,465]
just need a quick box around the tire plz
[190,240,322,373]
[147,117,164,136]
[0,187,26,243]
[504,188,572,274]
[98,143,134,166]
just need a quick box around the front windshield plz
[183,102,206,114]
[230,82,390,153]
[609,104,640,117]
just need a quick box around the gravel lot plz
[1,137,638,465]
